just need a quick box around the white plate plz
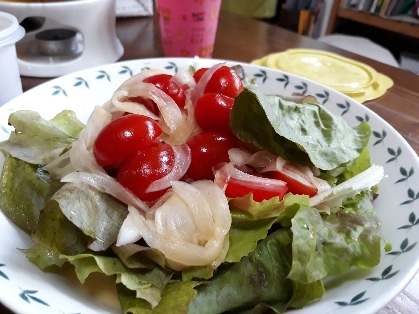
[1,57,419,314]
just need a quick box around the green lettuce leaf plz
[229,192,310,220]
[230,88,371,170]
[337,147,372,182]
[289,200,383,283]
[31,200,91,255]
[51,182,128,251]
[0,151,63,233]
[225,217,276,263]
[0,110,78,164]
[225,193,310,263]
[181,266,214,281]
[26,244,175,311]
[113,243,167,269]
[26,244,66,269]
[117,280,200,314]
[63,253,172,308]
[188,229,323,313]
[309,164,384,211]
[49,109,85,138]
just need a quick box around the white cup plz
[0,11,25,106]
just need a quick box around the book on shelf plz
[340,0,419,18]
[385,0,400,15]
[368,0,379,11]
[340,0,377,10]
[299,0,333,39]
[341,0,366,9]
[372,0,385,13]
[359,0,375,10]
[344,0,361,9]
[388,0,416,16]
[413,0,419,18]
[379,0,392,14]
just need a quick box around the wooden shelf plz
[326,1,419,41]
[337,8,419,39]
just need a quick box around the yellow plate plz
[253,49,379,94]
[252,49,393,103]
[350,72,393,103]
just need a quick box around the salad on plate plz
[0,63,388,313]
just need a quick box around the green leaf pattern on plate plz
[0,263,81,313]
[335,291,369,307]
[387,147,402,163]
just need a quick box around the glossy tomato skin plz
[204,66,244,98]
[225,178,288,202]
[117,142,175,202]
[186,131,239,181]
[93,114,162,168]
[193,68,209,83]
[143,74,186,108]
[194,93,234,135]
[269,171,317,196]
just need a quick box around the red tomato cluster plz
[93,114,173,202]
[143,74,186,108]
[127,73,188,116]
[93,66,317,205]
[186,66,244,181]
[187,66,290,201]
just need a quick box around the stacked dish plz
[252,49,394,103]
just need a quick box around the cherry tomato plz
[269,171,317,197]
[143,74,186,108]
[128,96,160,116]
[186,131,239,181]
[93,114,162,168]
[117,142,175,202]
[225,176,288,202]
[194,93,234,135]
[193,68,209,83]
[200,66,244,98]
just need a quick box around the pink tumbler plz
[156,0,221,58]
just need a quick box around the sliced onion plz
[261,156,330,194]
[191,63,225,105]
[157,89,196,145]
[110,90,160,119]
[117,180,231,271]
[117,210,143,246]
[108,67,197,144]
[228,148,279,168]
[146,143,191,193]
[43,150,75,179]
[227,148,252,165]
[213,162,235,191]
[107,71,161,119]
[173,68,196,89]
[169,181,213,239]
[214,162,287,193]
[69,106,111,175]
[228,147,330,195]
[313,176,332,194]
[62,171,149,214]
[44,106,111,179]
